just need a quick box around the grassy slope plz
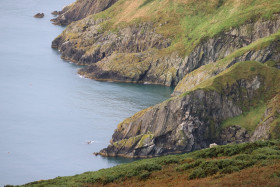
[16,141,280,186]
[67,0,280,56]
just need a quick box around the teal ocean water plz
[0,0,173,186]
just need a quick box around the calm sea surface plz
[0,0,173,186]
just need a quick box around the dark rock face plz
[250,94,280,142]
[34,13,44,18]
[220,126,250,144]
[99,75,265,158]
[52,21,171,64]
[173,39,280,96]
[176,14,280,82]
[51,0,118,25]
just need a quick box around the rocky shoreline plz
[51,0,280,158]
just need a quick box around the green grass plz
[16,141,280,186]
[63,0,280,58]
[222,104,267,133]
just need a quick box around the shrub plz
[188,168,206,179]
[139,171,151,180]
[221,166,240,174]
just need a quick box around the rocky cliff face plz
[100,89,242,158]
[99,62,280,158]
[51,0,118,25]
[173,39,280,96]
[176,14,280,80]
[250,94,280,141]
[53,13,280,86]
[52,0,280,158]
[52,21,171,64]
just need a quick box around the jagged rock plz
[173,40,280,96]
[53,12,280,86]
[50,0,280,159]
[250,94,280,141]
[99,89,242,158]
[34,13,44,18]
[220,126,250,144]
[51,0,118,25]
[99,62,280,158]
[51,11,60,16]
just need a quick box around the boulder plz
[34,13,44,18]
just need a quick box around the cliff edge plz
[50,0,280,158]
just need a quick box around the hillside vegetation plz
[70,0,280,55]
[14,141,280,186]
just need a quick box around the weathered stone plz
[54,13,280,87]
[51,11,60,16]
[34,13,44,18]
[220,126,249,144]
[99,63,280,158]
[250,94,280,141]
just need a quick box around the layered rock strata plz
[99,62,280,158]
[53,14,280,86]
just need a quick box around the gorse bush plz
[190,141,278,158]
[185,158,257,179]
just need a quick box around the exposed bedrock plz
[53,14,280,86]
[52,21,171,64]
[99,72,270,158]
[250,94,280,142]
[51,0,118,25]
[173,40,280,96]
[177,14,280,77]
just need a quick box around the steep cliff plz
[51,0,118,25]
[99,62,280,158]
[51,0,280,158]
[52,0,280,86]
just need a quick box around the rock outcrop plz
[250,94,280,141]
[51,0,280,158]
[51,11,60,16]
[99,62,280,158]
[51,0,118,25]
[34,13,44,18]
[173,39,280,96]
[220,126,250,144]
[52,12,280,86]
[100,89,242,157]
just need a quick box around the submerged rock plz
[34,13,44,18]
